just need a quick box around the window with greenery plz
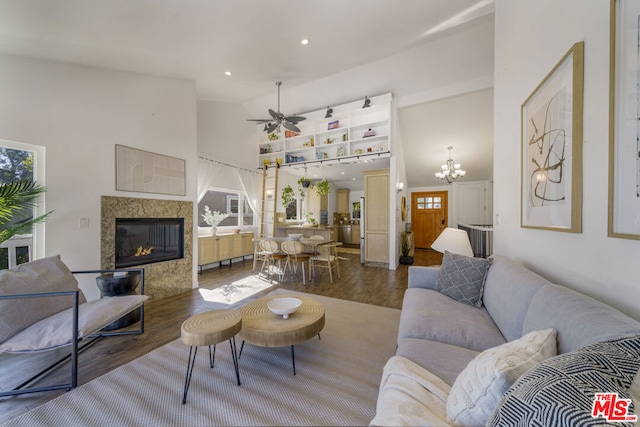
[198,189,254,227]
[0,142,43,269]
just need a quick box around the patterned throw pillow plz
[446,329,557,426]
[487,335,640,427]
[435,251,492,308]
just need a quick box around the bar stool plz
[180,309,242,404]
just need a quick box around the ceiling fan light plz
[325,107,333,118]
[362,96,371,109]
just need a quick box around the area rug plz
[2,290,400,427]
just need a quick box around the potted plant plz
[298,177,313,199]
[0,180,52,245]
[202,206,229,235]
[399,232,414,265]
[315,179,330,197]
[281,185,295,208]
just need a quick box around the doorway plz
[412,191,448,249]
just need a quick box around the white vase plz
[210,226,217,235]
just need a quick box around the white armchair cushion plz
[0,295,148,354]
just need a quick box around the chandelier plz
[435,146,466,183]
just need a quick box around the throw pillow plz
[487,334,640,427]
[435,251,492,308]
[446,328,557,426]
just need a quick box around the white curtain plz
[235,168,262,224]
[197,158,224,202]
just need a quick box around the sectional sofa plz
[371,254,640,426]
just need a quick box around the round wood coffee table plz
[238,294,325,375]
[180,309,242,404]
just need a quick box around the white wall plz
[0,54,198,298]
[494,0,640,319]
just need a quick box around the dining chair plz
[309,242,340,283]
[258,239,286,279]
[280,240,311,284]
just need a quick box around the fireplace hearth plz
[115,218,184,268]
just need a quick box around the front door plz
[412,191,448,249]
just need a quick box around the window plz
[198,189,254,227]
[0,140,45,269]
[416,196,441,210]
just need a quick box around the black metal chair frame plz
[0,268,145,397]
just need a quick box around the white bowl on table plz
[288,233,303,240]
[267,297,302,319]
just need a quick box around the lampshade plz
[431,227,473,257]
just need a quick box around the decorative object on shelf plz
[281,185,295,208]
[337,147,345,157]
[247,81,306,133]
[363,128,375,138]
[522,42,583,233]
[435,146,466,183]
[267,133,279,141]
[355,149,363,155]
[284,130,299,138]
[324,107,333,119]
[399,231,414,265]
[316,179,330,197]
[342,132,348,141]
[316,152,328,160]
[362,96,371,108]
[202,206,229,235]
[328,120,339,130]
[325,137,335,144]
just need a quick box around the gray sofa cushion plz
[396,338,480,386]
[482,255,550,342]
[523,284,640,354]
[398,288,506,352]
[487,334,640,427]
[435,251,491,308]
[0,255,87,343]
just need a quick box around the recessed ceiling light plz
[301,39,309,45]
[224,71,232,76]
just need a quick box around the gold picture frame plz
[521,42,584,232]
[608,0,640,239]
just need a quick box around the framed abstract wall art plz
[115,145,186,196]
[521,41,584,233]
[609,0,640,240]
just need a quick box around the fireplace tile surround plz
[101,196,193,300]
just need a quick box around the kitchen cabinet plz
[337,189,350,213]
[351,224,361,245]
[256,93,392,168]
[364,169,389,266]
[198,232,254,272]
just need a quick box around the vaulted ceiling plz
[0,0,495,187]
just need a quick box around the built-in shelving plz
[257,93,392,168]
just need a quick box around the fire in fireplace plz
[115,218,184,268]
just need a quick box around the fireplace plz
[115,218,184,268]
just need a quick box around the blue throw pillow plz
[487,334,640,427]
[435,251,491,308]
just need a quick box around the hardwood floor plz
[0,248,442,423]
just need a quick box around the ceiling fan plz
[248,81,306,134]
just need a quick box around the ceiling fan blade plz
[247,119,270,122]
[268,109,279,120]
[282,122,301,133]
[285,115,306,124]
[266,122,279,133]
